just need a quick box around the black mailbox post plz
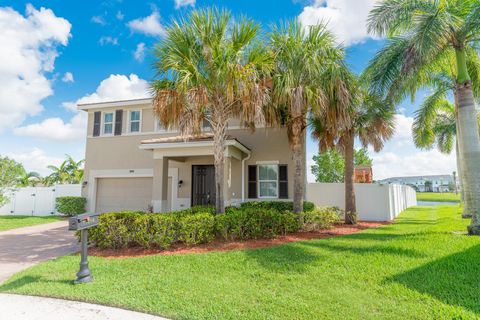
[69,213,99,284]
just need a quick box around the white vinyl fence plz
[306,183,417,221]
[0,184,82,216]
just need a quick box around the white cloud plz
[7,148,64,176]
[98,36,118,45]
[61,71,74,83]
[370,114,457,180]
[15,74,150,142]
[116,11,124,20]
[134,42,146,62]
[74,74,150,105]
[14,113,87,142]
[175,0,195,9]
[127,10,166,37]
[91,15,106,25]
[298,0,380,46]
[0,4,71,130]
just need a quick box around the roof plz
[140,132,251,153]
[378,174,453,182]
[77,97,153,110]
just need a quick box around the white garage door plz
[95,177,153,213]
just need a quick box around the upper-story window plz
[103,112,114,135]
[258,164,278,198]
[129,110,141,133]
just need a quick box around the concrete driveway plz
[0,220,79,283]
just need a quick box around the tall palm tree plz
[152,9,274,214]
[269,21,353,216]
[16,171,41,187]
[311,88,395,224]
[367,0,480,234]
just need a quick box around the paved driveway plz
[0,220,79,283]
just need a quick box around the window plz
[103,112,114,135]
[258,164,278,198]
[129,110,141,133]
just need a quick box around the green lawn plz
[0,215,62,232]
[416,192,461,202]
[1,205,479,319]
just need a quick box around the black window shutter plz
[248,165,257,199]
[114,110,123,136]
[93,111,101,137]
[279,165,288,199]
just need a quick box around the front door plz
[192,165,216,206]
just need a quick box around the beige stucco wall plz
[82,104,297,209]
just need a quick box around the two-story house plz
[79,98,299,213]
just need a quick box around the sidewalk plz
[0,293,168,320]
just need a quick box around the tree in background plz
[44,155,84,186]
[0,156,26,206]
[311,148,373,183]
[16,171,41,187]
[152,9,274,214]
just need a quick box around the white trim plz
[78,98,152,110]
[256,160,279,165]
[257,164,279,199]
[127,109,142,134]
[141,139,251,155]
[101,111,115,136]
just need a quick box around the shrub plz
[217,207,301,241]
[303,207,342,231]
[55,196,86,216]
[239,201,315,213]
[178,213,216,245]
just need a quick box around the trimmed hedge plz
[239,201,315,213]
[88,202,341,250]
[55,196,86,216]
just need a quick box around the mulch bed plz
[90,221,390,259]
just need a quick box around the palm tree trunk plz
[344,130,357,224]
[455,49,480,234]
[292,140,304,219]
[212,116,227,214]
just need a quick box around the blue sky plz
[0,0,457,180]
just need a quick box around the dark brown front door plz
[192,165,216,206]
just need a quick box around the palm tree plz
[413,89,480,216]
[151,9,274,214]
[367,0,480,234]
[16,171,41,187]
[46,155,85,185]
[269,21,353,216]
[311,88,395,224]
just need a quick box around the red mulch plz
[90,221,390,259]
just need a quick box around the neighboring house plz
[354,166,373,183]
[377,174,454,192]
[79,98,297,213]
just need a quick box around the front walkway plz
[0,220,79,283]
[0,293,167,320]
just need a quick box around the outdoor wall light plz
[82,181,88,187]
[178,180,183,188]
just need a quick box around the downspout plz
[241,151,252,203]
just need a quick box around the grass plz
[0,215,62,232]
[416,192,461,202]
[1,205,479,319]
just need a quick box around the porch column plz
[152,157,169,212]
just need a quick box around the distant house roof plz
[378,174,453,182]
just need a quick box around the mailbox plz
[69,213,99,231]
